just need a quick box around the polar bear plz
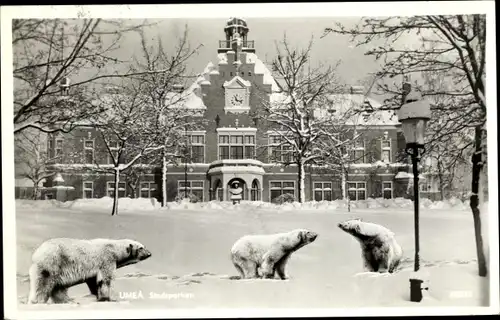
[231,229,318,280]
[27,238,152,304]
[338,218,403,273]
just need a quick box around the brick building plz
[43,18,438,202]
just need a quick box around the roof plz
[225,17,248,28]
[314,93,400,126]
[86,51,398,128]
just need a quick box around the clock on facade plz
[230,93,244,106]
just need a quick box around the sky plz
[99,17,387,89]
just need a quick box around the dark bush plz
[272,193,295,204]
[175,192,200,203]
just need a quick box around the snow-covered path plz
[15,200,489,310]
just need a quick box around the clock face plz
[230,93,244,106]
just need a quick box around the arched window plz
[215,180,223,201]
[251,179,260,201]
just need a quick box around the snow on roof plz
[223,76,251,88]
[269,91,291,105]
[395,171,426,180]
[245,53,280,92]
[15,178,35,187]
[216,52,280,92]
[166,61,217,110]
[164,54,395,128]
[53,173,65,182]
[217,53,228,65]
[312,93,400,126]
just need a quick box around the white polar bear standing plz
[338,218,403,273]
[28,238,152,304]
[231,229,318,279]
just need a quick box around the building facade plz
[43,18,440,203]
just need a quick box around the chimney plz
[60,76,70,95]
[350,86,365,95]
[402,82,412,105]
[173,84,184,93]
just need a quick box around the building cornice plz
[216,127,257,133]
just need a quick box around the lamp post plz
[397,83,431,303]
[184,126,189,200]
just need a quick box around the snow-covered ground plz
[14,198,491,313]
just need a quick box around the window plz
[350,140,365,164]
[269,181,295,201]
[314,182,333,201]
[240,71,244,76]
[381,139,391,162]
[189,134,205,163]
[347,182,366,200]
[268,135,295,163]
[48,139,54,152]
[248,71,252,76]
[107,140,119,164]
[419,180,432,192]
[107,181,126,198]
[218,133,255,160]
[55,138,63,156]
[84,139,94,164]
[382,182,393,199]
[230,135,244,159]
[178,180,204,201]
[83,181,93,199]
[219,135,229,160]
[140,174,156,198]
[140,182,156,198]
[244,135,256,159]
[251,180,260,201]
[221,71,225,77]
[230,72,234,76]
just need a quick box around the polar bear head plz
[290,229,318,246]
[338,218,394,240]
[117,240,152,268]
[337,218,364,236]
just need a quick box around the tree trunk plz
[345,168,351,212]
[32,183,39,200]
[298,160,306,203]
[470,125,487,277]
[437,161,445,200]
[111,169,120,216]
[162,150,167,207]
[128,182,136,198]
[341,167,347,200]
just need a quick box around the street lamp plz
[397,83,431,303]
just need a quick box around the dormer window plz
[381,137,392,162]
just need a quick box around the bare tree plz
[133,27,205,206]
[12,18,187,135]
[255,36,343,203]
[318,133,360,211]
[53,28,202,215]
[324,14,487,276]
[15,129,58,199]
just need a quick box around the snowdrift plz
[15,197,162,212]
[16,197,476,213]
